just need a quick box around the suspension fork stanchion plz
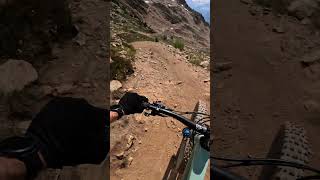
[182,134,210,180]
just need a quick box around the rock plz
[73,32,87,46]
[203,78,210,83]
[116,152,125,160]
[127,156,133,166]
[200,61,209,68]
[56,84,74,94]
[126,135,135,150]
[0,60,38,94]
[272,25,285,33]
[299,49,320,65]
[110,80,122,92]
[144,128,148,132]
[214,62,232,72]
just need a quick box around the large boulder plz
[0,60,38,94]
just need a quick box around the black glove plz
[26,97,109,169]
[119,92,148,115]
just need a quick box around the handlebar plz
[142,102,210,137]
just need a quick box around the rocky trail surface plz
[0,0,109,179]
[213,0,320,179]
[110,41,210,180]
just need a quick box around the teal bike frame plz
[142,101,210,180]
[182,134,210,180]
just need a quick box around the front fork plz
[182,134,210,180]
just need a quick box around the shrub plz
[173,39,184,50]
[110,43,136,80]
[110,55,134,81]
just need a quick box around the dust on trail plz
[110,41,210,180]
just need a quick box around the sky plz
[186,0,210,24]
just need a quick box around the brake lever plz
[143,101,172,117]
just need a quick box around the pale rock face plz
[110,80,122,92]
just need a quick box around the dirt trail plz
[110,41,210,179]
[213,0,320,179]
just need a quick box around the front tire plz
[260,121,312,180]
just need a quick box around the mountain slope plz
[112,0,210,51]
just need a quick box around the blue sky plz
[186,0,210,24]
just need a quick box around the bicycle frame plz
[182,134,210,180]
[143,102,210,179]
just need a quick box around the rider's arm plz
[0,157,26,180]
[0,93,147,179]
[110,92,148,122]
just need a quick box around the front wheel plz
[260,121,312,180]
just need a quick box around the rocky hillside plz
[111,0,210,51]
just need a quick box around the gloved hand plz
[119,92,148,115]
[26,97,108,169]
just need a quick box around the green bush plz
[110,55,134,81]
[110,43,136,80]
[173,39,185,50]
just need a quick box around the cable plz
[212,156,320,174]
